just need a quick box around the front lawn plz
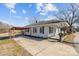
[0,39,32,56]
[63,33,75,43]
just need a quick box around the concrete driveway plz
[73,32,79,54]
[14,36,79,56]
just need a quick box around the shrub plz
[58,33,64,42]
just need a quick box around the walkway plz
[14,36,79,56]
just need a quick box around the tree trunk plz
[58,36,62,42]
[58,33,63,42]
[69,25,73,33]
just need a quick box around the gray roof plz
[27,20,65,26]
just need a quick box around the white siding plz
[24,22,67,38]
[25,26,60,38]
[30,26,48,38]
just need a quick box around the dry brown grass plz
[0,33,9,37]
[63,33,75,43]
[0,39,32,56]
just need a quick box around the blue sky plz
[0,3,67,26]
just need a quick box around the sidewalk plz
[14,36,79,56]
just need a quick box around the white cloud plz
[4,3,16,9]
[4,3,16,14]
[45,4,58,13]
[11,9,16,14]
[35,3,58,15]
[22,10,26,14]
[36,3,44,12]
[39,12,47,15]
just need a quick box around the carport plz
[9,26,31,39]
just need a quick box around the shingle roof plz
[27,20,65,26]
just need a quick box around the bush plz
[58,33,64,42]
[58,33,64,37]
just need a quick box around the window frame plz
[49,26,54,34]
[40,26,44,34]
[33,27,37,33]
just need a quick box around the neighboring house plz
[24,20,69,38]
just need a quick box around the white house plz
[24,20,68,38]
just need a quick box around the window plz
[33,27,37,33]
[49,26,54,34]
[40,26,44,34]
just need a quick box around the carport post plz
[9,29,12,40]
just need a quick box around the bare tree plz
[55,3,79,33]
[28,17,39,24]
[33,17,39,23]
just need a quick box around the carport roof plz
[10,27,31,30]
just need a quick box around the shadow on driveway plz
[22,35,48,41]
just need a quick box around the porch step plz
[48,35,59,42]
[50,35,59,39]
[48,39,58,42]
